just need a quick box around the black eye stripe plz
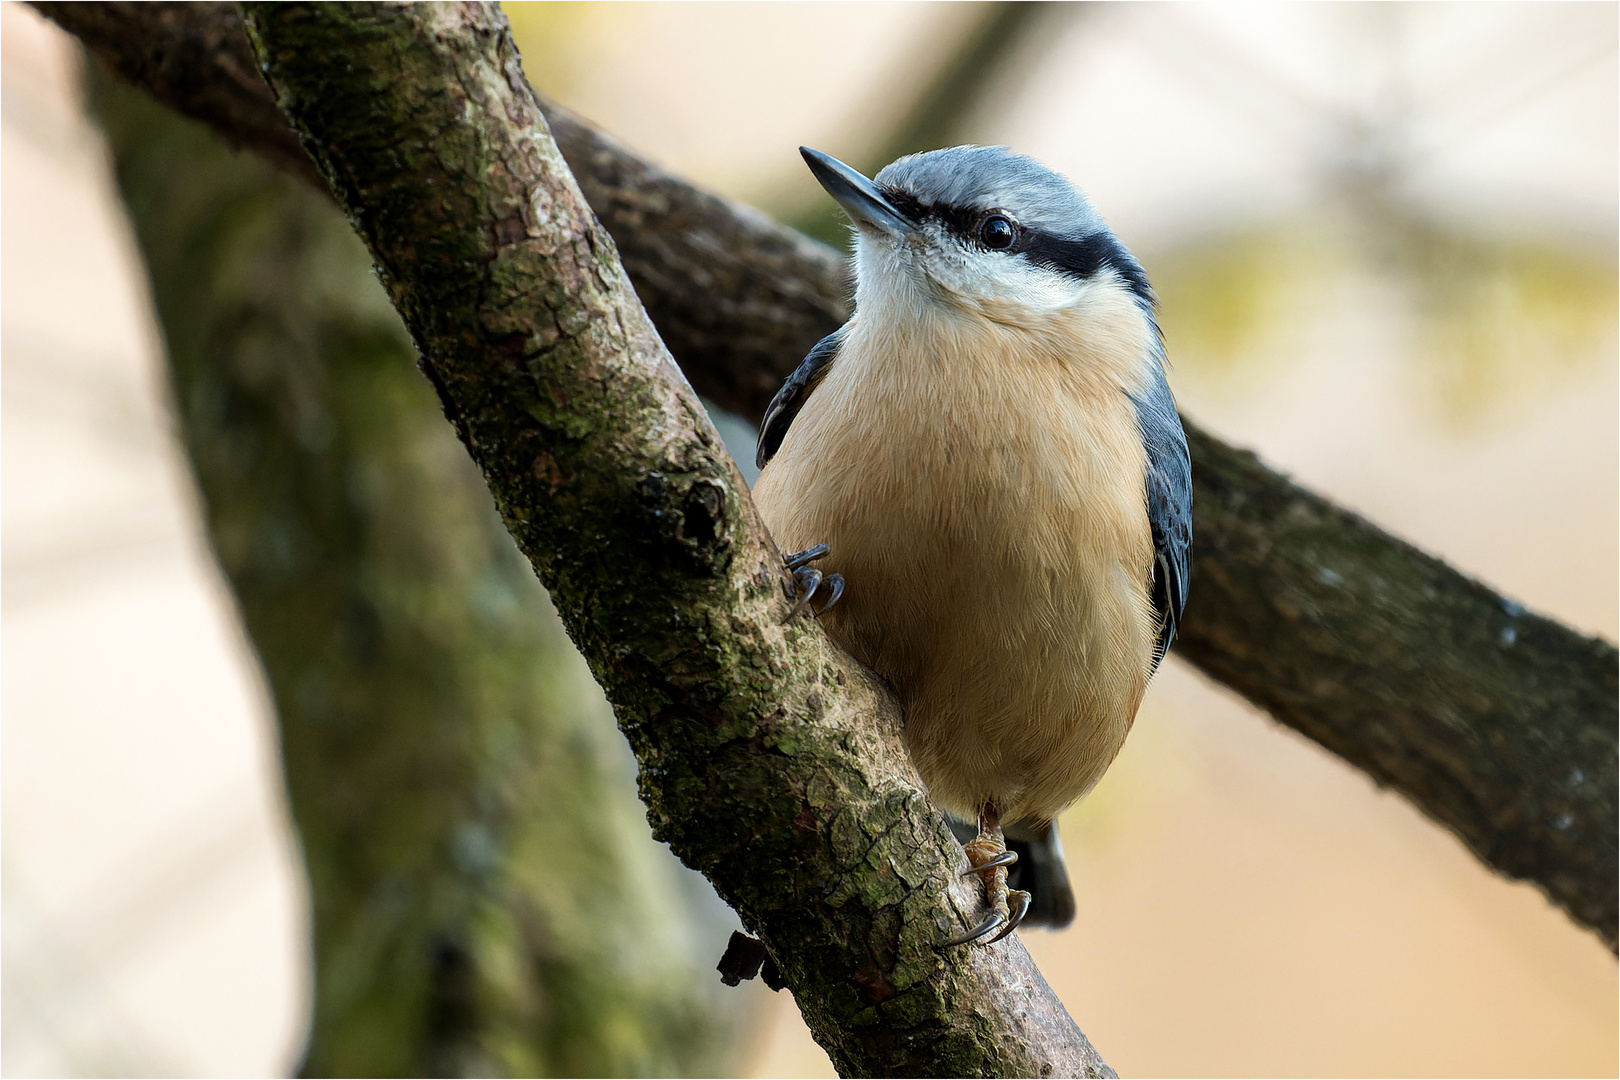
[881,186,928,223]
[879,189,985,241]
[1018,231,1154,305]
[880,189,1154,304]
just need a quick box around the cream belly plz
[754,310,1159,826]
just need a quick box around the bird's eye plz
[979,214,1017,250]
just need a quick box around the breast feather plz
[754,293,1161,822]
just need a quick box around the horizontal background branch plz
[37,0,1617,951]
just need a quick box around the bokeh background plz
[3,2,1615,1076]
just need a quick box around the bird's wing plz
[755,327,845,469]
[1131,350,1192,670]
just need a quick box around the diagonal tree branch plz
[33,0,1615,951]
[230,2,1111,1075]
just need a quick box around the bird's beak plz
[800,147,919,237]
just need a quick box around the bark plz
[88,69,736,1076]
[43,1,324,188]
[235,3,1113,1077]
[33,0,1616,950]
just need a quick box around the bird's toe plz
[960,849,1017,877]
[984,890,1031,944]
[783,543,829,571]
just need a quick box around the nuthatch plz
[754,146,1192,945]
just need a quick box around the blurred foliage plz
[506,0,1611,431]
[1151,215,1616,427]
[1149,226,1311,387]
[1403,229,1618,426]
[90,68,738,1078]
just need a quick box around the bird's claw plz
[783,544,845,620]
[784,544,829,571]
[945,910,1007,948]
[961,849,1018,876]
[815,573,845,616]
[788,567,823,619]
[944,810,1030,948]
[943,887,1031,946]
[986,890,1031,944]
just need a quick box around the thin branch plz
[233,2,1112,1075]
[34,0,1616,950]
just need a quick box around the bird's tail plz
[947,816,1076,929]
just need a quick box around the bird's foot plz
[946,811,1032,947]
[782,544,844,620]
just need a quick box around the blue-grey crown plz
[875,145,1152,306]
[876,146,1105,236]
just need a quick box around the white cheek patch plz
[855,230,1149,372]
[936,249,1138,345]
[956,252,1092,312]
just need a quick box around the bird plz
[752,146,1192,946]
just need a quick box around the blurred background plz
[2,1,1615,1076]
